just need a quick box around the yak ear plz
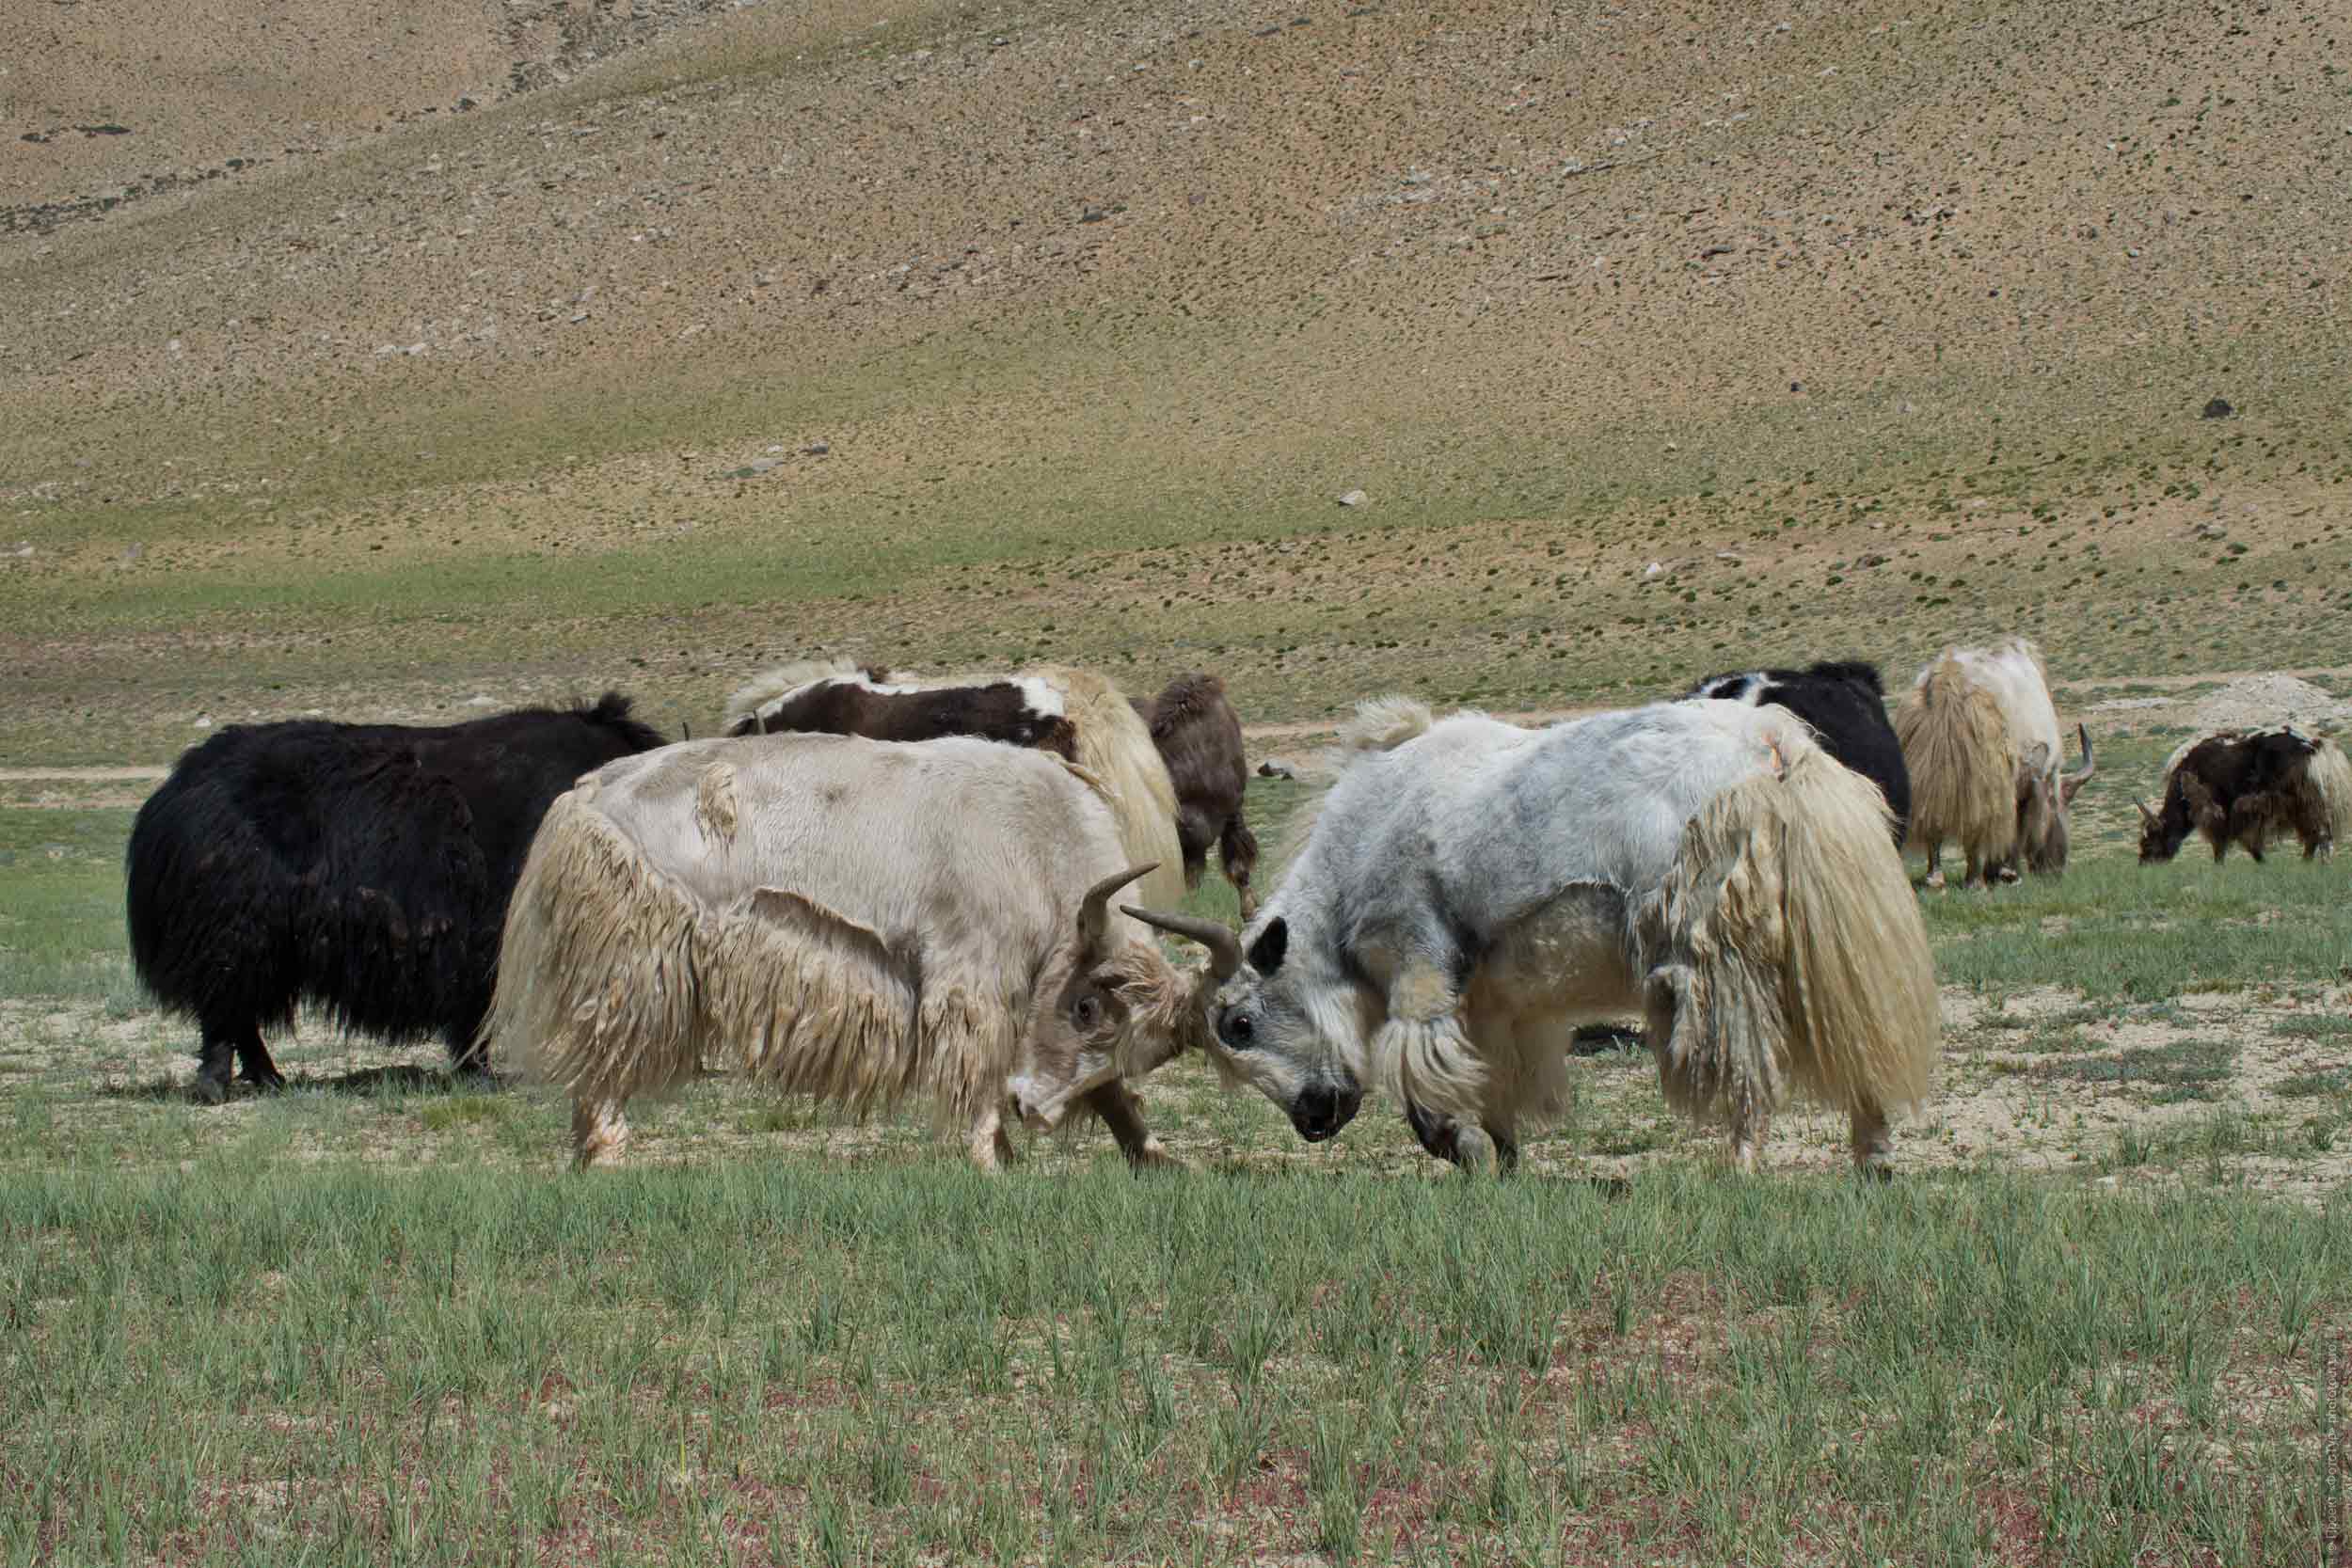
[1246,917,1289,975]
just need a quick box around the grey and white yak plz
[1895,638,2094,888]
[485,732,1218,1170]
[125,693,667,1102]
[723,660,1188,910]
[1124,697,1941,1176]
[2137,726,2352,863]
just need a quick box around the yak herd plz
[122,639,2351,1172]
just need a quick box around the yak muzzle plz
[1289,1080,1362,1143]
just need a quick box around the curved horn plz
[1120,905,1244,982]
[1080,863,1159,949]
[2136,797,2158,826]
[2060,722,2096,803]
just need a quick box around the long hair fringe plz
[1894,657,2019,863]
[1640,738,1938,1131]
[1039,666,1188,910]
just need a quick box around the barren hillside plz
[3,0,2348,758]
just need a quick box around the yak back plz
[125,692,664,1041]
[729,673,1078,759]
[1684,660,1909,839]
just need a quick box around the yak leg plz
[1849,1101,1895,1181]
[233,1023,285,1093]
[192,1027,239,1105]
[1727,1097,1770,1173]
[964,1102,1017,1172]
[1920,839,1947,891]
[1084,1082,1186,1171]
[570,1097,630,1168]
[1220,816,1262,921]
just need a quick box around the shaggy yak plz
[1130,673,1262,917]
[1125,696,1941,1176]
[1684,660,1911,844]
[486,732,1224,1170]
[1894,638,2094,888]
[2137,727,2352,863]
[125,694,667,1102]
[723,661,1187,910]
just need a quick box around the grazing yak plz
[487,732,1222,1170]
[1895,638,2094,888]
[2137,727,2352,863]
[723,661,1186,910]
[1130,673,1262,917]
[1684,660,1910,844]
[126,694,667,1102]
[1126,696,1940,1177]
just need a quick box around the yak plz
[487,732,1224,1170]
[723,661,1187,910]
[2137,727,2352,863]
[1130,673,1262,917]
[1684,660,1911,844]
[1895,638,2094,888]
[1127,696,1940,1177]
[126,693,667,1102]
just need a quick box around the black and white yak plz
[1126,696,1940,1177]
[2137,727,2352,863]
[1894,638,2094,888]
[1130,673,1262,917]
[723,661,1187,908]
[125,694,667,1101]
[1684,660,1911,845]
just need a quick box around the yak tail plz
[720,659,867,735]
[1894,657,2018,863]
[485,791,704,1103]
[2308,738,2352,851]
[1641,736,1939,1137]
[1042,666,1188,911]
[1340,695,1433,754]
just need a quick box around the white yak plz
[485,732,1216,1169]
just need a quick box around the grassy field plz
[8,0,2352,1556]
[3,731,2349,1565]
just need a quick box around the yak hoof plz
[190,1076,230,1106]
[1922,868,1947,892]
[239,1067,287,1093]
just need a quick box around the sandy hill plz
[2,0,2348,757]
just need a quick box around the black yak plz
[126,693,666,1101]
[1685,660,1913,845]
[1130,672,1261,917]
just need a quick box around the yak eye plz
[1221,1011,1255,1048]
[1073,994,1102,1029]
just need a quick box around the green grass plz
[0,810,139,1013]
[1,1164,2342,1566]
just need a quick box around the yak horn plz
[2067,722,2096,784]
[1080,863,1159,950]
[1120,905,1244,982]
[2136,797,2157,826]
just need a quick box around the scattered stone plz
[1079,205,1107,223]
[2125,246,2142,258]
[804,440,831,456]
[2201,397,2234,420]
[567,311,589,324]
[467,694,497,707]
[2194,522,2228,540]
[1257,759,1297,780]
[1715,550,1743,563]
[749,457,779,473]
[1642,562,1665,578]
[193,715,213,729]
[1336,488,1367,507]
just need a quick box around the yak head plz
[1007,863,1202,1132]
[1119,906,1367,1143]
[2135,791,2195,863]
[2018,723,2096,874]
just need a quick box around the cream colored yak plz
[485,733,1216,1169]
[1896,638,2094,889]
[1128,697,1941,1176]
